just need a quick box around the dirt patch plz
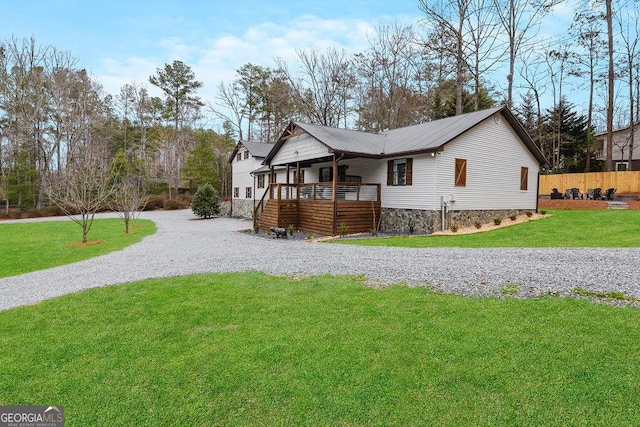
[432,213,548,235]
[68,240,105,247]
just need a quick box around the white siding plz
[434,114,540,211]
[270,133,330,165]
[231,148,262,200]
[381,154,437,210]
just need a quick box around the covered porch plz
[256,182,381,236]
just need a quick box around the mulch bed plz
[539,199,640,210]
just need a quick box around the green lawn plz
[0,218,156,278]
[1,272,639,426]
[334,209,640,247]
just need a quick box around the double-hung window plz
[387,158,413,186]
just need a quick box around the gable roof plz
[228,140,275,164]
[265,106,547,166]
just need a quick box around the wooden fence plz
[539,171,640,195]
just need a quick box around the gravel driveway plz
[1,209,639,311]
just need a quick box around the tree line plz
[1,0,639,213]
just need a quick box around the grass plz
[1,272,640,425]
[0,218,156,278]
[335,209,640,247]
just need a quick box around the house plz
[228,140,278,219]
[236,106,547,235]
[595,123,640,170]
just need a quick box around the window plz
[244,150,249,159]
[293,170,305,183]
[245,187,252,198]
[236,152,241,162]
[319,167,333,182]
[319,166,348,182]
[387,158,413,186]
[233,187,239,198]
[455,158,467,187]
[257,174,265,188]
[616,162,628,171]
[520,167,528,191]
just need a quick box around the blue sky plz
[4,0,577,128]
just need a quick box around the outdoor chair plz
[592,188,603,200]
[570,188,583,199]
[586,188,594,199]
[564,188,572,199]
[604,188,616,201]
[550,188,563,199]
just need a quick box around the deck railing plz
[267,182,380,202]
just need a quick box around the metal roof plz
[228,140,275,164]
[264,106,547,166]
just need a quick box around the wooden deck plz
[258,183,381,236]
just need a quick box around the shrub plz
[191,183,220,219]
[339,222,348,237]
[540,210,547,215]
[525,210,533,217]
[144,195,165,211]
[474,221,482,229]
[164,199,184,210]
[494,217,502,225]
[287,224,295,236]
[450,223,459,233]
[510,214,517,221]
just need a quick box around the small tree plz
[43,141,114,243]
[191,182,220,219]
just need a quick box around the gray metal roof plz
[381,107,503,154]
[240,141,274,158]
[265,106,547,166]
[228,140,275,164]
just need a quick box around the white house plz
[237,106,547,235]
[228,141,278,218]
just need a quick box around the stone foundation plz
[231,199,255,219]
[380,207,536,234]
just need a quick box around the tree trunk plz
[605,0,615,172]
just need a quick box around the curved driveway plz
[1,209,639,311]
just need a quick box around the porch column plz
[285,164,290,199]
[332,154,338,235]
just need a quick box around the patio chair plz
[591,188,603,200]
[586,188,594,199]
[604,188,616,201]
[564,188,572,199]
[550,188,563,199]
[570,188,582,199]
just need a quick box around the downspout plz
[332,154,338,235]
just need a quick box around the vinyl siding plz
[381,154,436,209]
[434,114,540,211]
[271,133,330,165]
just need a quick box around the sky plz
[4,0,577,130]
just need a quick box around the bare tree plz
[605,0,615,171]
[616,1,640,170]
[492,0,561,107]
[277,47,356,127]
[419,0,471,115]
[569,4,607,171]
[109,177,148,234]
[43,139,115,243]
[355,22,426,131]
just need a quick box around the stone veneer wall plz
[380,207,536,235]
[231,199,255,219]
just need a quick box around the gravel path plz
[1,209,639,311]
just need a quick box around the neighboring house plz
[242,106,547,235]
[228,140,277,218]
[595,123,640,170]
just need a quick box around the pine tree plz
[191,183,220,219]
